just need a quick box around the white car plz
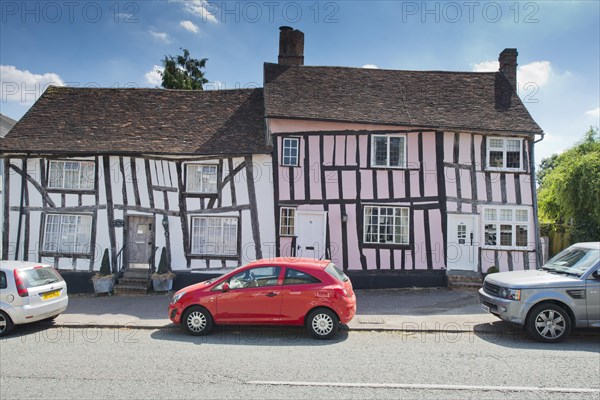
[0,261,69,336]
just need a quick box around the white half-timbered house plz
[1,87,274,272]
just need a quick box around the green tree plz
[538,127,600,242]
[159,48,208,90]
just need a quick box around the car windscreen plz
[19,267,63,288]
[325,263,349,282]
[541,247,600,277]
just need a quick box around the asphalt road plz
[1,325,598,399]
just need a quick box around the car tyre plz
[307,308,339,340]
[182,306,214,336]
[526,303,572,343]
[0,310,14,337]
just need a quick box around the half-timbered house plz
[1,87,274,273]
[265,27,544,276]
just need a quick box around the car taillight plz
[14,270,28,297]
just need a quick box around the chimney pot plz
[499,48,518,92]
[278,27,304,66]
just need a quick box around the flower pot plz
[93,277,114,294]
[152,278,174,292]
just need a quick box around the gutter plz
[530,132,545,266]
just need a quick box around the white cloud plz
[145,65,164,86]
[472,60,552,88]
[172,0,218,23]
[585,107,600,118]
[362,64,378,69]
[180,20,200,33]
[0,65,64,104]
[519,61,551,87]
[149,31,171,43]
[472,61,499,72]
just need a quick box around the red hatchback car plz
[169,258,356,339]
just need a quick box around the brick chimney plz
[278,26,304,66]
[498,48,518,92]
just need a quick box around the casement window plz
[191,216,238,256]
[486,137,523,171]
[364,206,409,245]
[281,138,299,166]
[43,214,93,254]
[483,208,530,249]
[186,164,218,193]
[371,134,406,168]
[48,160,95,190]
[280,207,296,236]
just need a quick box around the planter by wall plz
[92,276,114,295]
[152,278,174,292]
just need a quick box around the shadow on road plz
[150,324,349,346]
[473,321,600,352]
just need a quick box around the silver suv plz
[479,242,600,342]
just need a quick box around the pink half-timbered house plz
[265,27,543,283]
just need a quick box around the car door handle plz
[265,292,278,297]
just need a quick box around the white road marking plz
[247,380,600,394]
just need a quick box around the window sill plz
[369,165,408,170]
[481,246,533,251]
[40,252,93,258]
[279,234,297,238]
[46,188,96,194]
[184,192,218,197]
[280,164,300,168]
[362,243,411,249]
[187,254,238,260]
[484,168,527,173]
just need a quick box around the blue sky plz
[1,0,599,164]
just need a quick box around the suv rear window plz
[19,267,62,288]
[325,263,349,282]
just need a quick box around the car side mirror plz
[592,270,600,280]
[222,282,230,292]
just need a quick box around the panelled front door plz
[126,216,154,268]
[295,211,327,259]
[447,214,478,271]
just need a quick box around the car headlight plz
[171,292,186,304]
[499,288,521,301]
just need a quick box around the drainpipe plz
[13,159,26,260]
[530,132,545,268]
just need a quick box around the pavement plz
[51,287,508,334]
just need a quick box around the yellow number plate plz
[41,290,60,300]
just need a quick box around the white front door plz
[295,211,327,260]
[447,214,478,271]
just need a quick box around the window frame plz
[370,133,407,169]
[47,159,96,191]
[363,205,410,245]
[279,207,296,236]
[281,137,300,167]
[482,207,531,250]
[41,213,94,256]
[185,163,219,194]
[486,137,525,172]
[190,215,239,257]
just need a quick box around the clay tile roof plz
[263,63,543,135]
[1,86,269,155]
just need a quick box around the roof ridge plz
[46,85,263,93]
[264,62,497,75]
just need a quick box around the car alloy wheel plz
[182,306,214,336]
[307,308,339,340]
[526,303,572,343]
[0,311,14,337]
